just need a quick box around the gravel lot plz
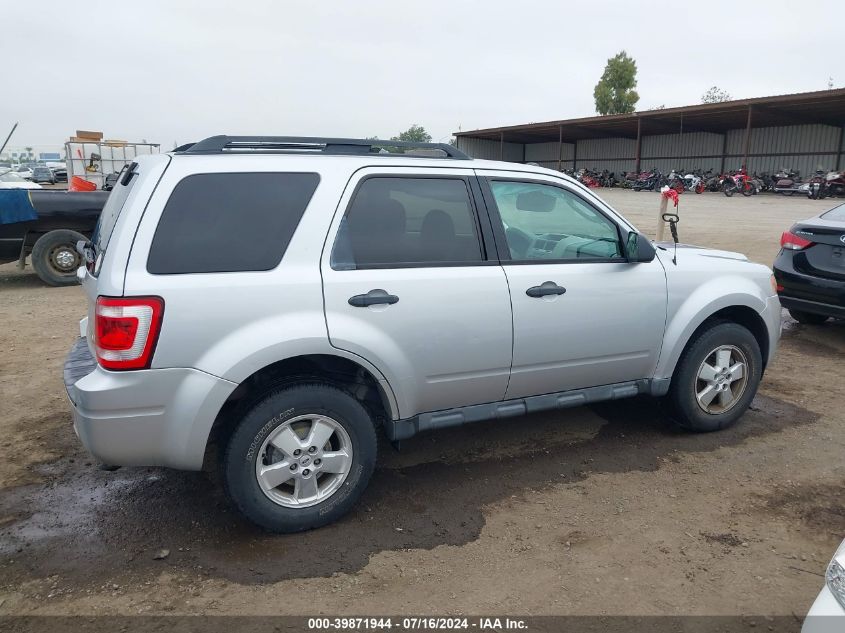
[1,189,843,618]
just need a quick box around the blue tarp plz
[0,190,38,224]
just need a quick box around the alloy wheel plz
[255,414,353,508]
[695,345,749,414]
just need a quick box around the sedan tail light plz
[94,296,164,370]
[780,231,815,251]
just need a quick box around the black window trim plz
[477,175,629,266]
[146,170,320,275]
[329,173,499,271]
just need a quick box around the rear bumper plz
[779,296,845,319]
[64,337,237,470]
[774,251,845,318]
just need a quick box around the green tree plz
[593,51,639,115]
[391,124,432,143]
[701,86,731,103]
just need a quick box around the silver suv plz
[64,136,781,532]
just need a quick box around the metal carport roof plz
[455,89,845,144]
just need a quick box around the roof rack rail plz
[176,135,470,159]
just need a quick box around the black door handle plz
[348,289,400,307]
[526,281,566,298]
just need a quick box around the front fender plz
[654,275,769,381]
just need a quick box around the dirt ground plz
[1,189,844,618]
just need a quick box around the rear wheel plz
[723,182,735,197]
[666,322,762,432]
[788,309,828,325]
[224,383,378,532]
[31,229,86,286]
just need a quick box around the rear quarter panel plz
[121,156,380,388]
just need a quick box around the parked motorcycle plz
[723,169,755,197]
[577,169,601,188]
[664,168,686,194]
[773,168,803,196]
[705,171,723,192]
[632,168,663,191]
[822,170,845,198]
[599,169,616,188]
[808,171,825,199]
[619,171,634,188]
[682,169,706,194]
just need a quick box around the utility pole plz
[0,122,18,157]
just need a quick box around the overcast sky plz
[3,0,844,151]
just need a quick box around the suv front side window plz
[488,180,623,262]
[331,177,484,269]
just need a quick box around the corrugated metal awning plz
[456,89,845,143]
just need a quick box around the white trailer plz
[65,139,160,189]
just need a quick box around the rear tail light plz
[780,231,814,250]
[94,296,164,370]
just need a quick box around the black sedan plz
[774,202,845,324]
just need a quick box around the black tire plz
[788,309,828,325]
[30,229,86,286]
[723,182,734,197]
[666,322,762,433]
[224,383,378,533]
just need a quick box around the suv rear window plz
[95,162,137,256]
[147,172,319,274]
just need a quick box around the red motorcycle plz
[722,168,755,197]
[578,169,601,188]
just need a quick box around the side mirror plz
[625,231,656,263]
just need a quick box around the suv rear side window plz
[331,177,483,269]
[147,172,319,274]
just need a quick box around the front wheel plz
[666,322,762,432]
[224,383,378,532]
[723,182,735,197]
